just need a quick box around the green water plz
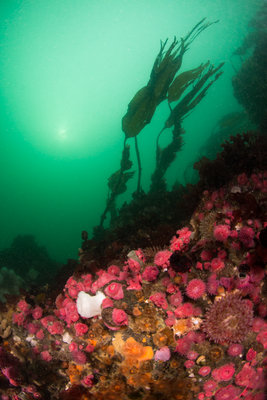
[0,0,260,263]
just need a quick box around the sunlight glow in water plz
[57,127,68,141]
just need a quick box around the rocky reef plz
[0,167,266,400]
[232,0,267,132]
[0,234,60,289]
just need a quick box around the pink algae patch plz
[107,265,121,275]
[27,323,39,335]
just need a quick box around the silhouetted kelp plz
[97,18,224,230]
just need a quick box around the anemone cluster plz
[0,170,266,400]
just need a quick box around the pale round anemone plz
[76,291,106,319]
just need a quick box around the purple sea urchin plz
[202,293,253,343]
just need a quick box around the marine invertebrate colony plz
[1,170,265,399]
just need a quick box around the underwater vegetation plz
[97,18,224,230]
[0,11,267,400]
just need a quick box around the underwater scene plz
[0,0,266,398]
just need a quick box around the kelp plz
[121,86,158,138]
[150,124,185,192]
[149,62,224,192]
[97,18,223,228]
[167,62,209,103]
[122,18,219,139]
[99,141,134,227]
[164,62,224,129]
